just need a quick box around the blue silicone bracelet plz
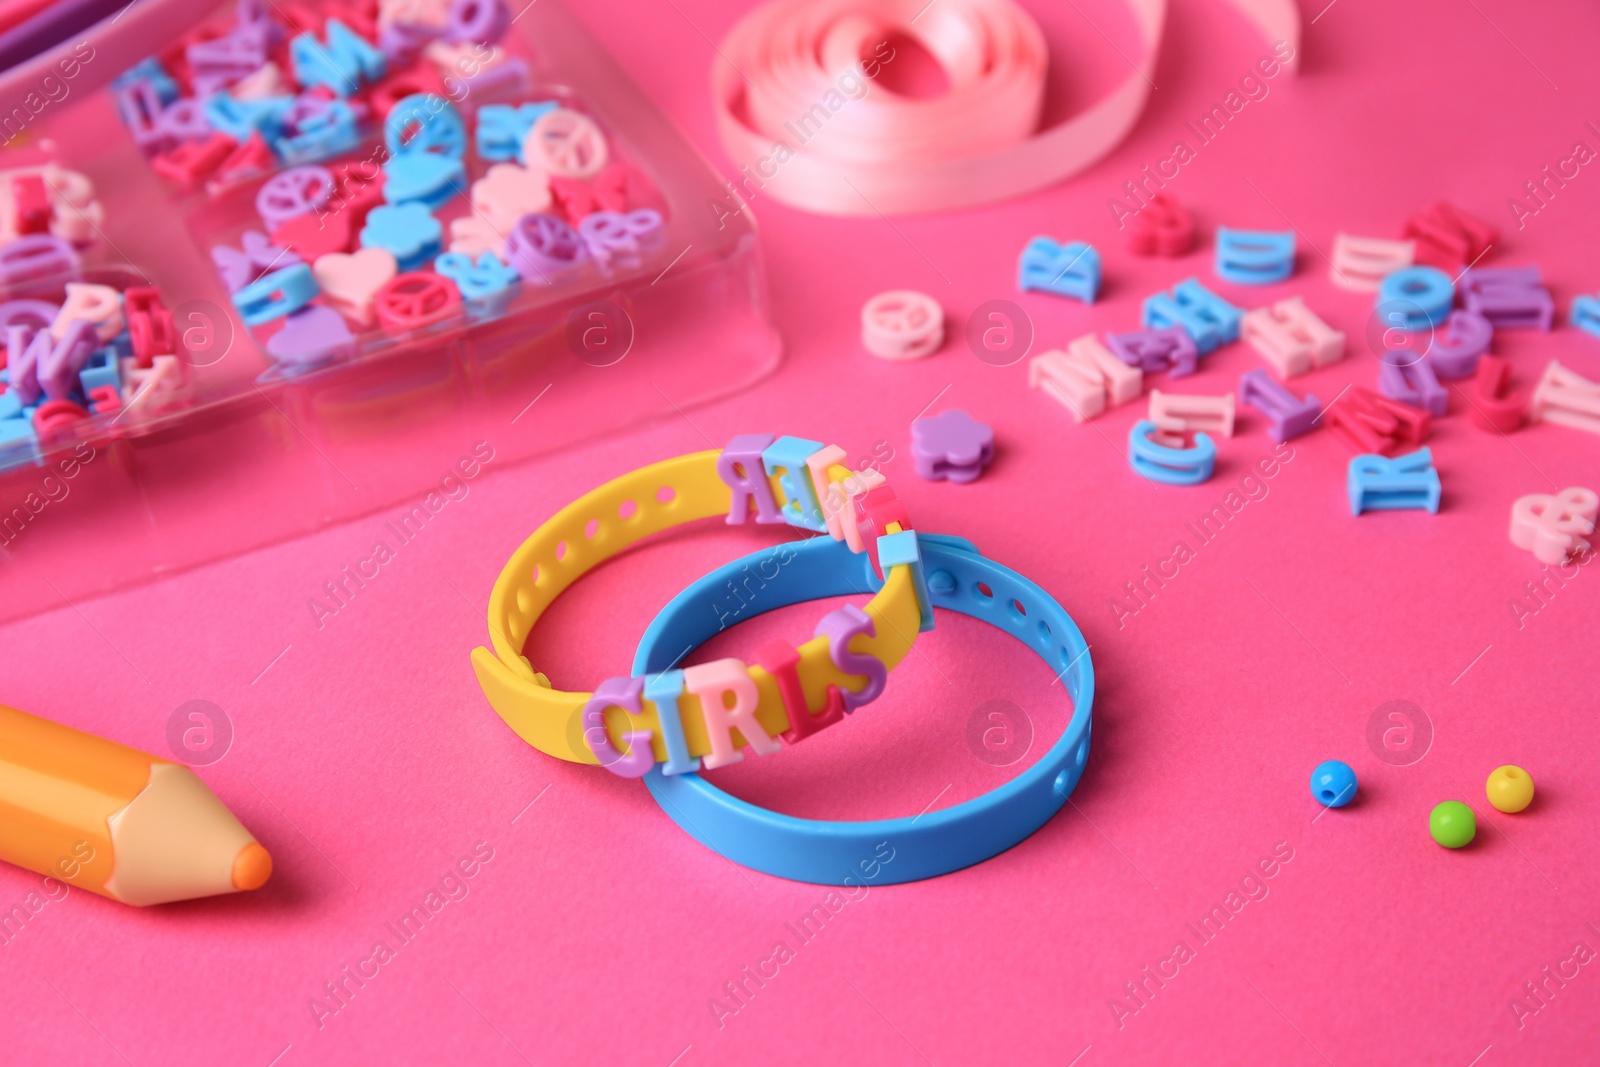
[633,532,1094,885]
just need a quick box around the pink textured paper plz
[4,0,1600,1064]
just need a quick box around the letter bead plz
[1378,267,1454,330]
[582,675,654,778]
[1330,234,1414,291]
[1572,294,1600,340]
[1142,278,1241,353]
[1238,370,1320,443]
[1529,361,1600,435]
[1149,390,1234,438]
[1128,420,1216,486]
[761,436,827,531]
[1425,310,1493,380]
[1018,237,1100,303]
[1106,326,1197,377]
[643,670,699,775]
[751,641,843,744]
[1378,351,1448,416]
[1347,448,1440,516]
[232,263,319,325]
[718,434,783,525]
[805,444,849,526]
[477,101,557,160]
[291,18,387,95]
[1242,296,1343,379]
[1404,202,1496,271]
[1124,194,1193,257]
[1460,266,1553,330]
[52,283,123,342]
[876,529,933,631]
[1215,227,1295,285]
[815,604,888,710]
[684,658,779,770]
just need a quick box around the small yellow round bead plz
[1486,765,1535,813]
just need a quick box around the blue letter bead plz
[761,436,827,531]
[1127,420,1217,485]
[1310,760,1357,808]
[204,92,293,141]
[290,18,386,95]
[644,670,699,776]
[113,57,179,104]
[1215,227,1295,285]
[1570,294,1600,340]
[1141,277,1241,354]
[0,414,41,473]
[275,100,360,165]
[78,346,121,396]
[877,529,934,632]
[1377,267,1454,330]
[231,263,318,325]
[384,93,468,159]
[1347,447,1441,515]
[477,101,558,161]
[1017,237,1100,303]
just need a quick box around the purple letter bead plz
[581,675,654,778]
[0,235,80,288]
[0,299,62,333]
[1461,266,1553,330]
[717,433,783,525]
[1106,325,1198,377]
[448,0,510,44]
[464,58,531,99]
[1424,309,1492,380]
[814,604,886,712]
[35,320,100,401]
[1379,350,1448,416]
[1238,368,1321,442]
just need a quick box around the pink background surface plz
[4,0,1600,1064]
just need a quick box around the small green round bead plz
[1430,801,1476,848]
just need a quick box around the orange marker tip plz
[232,842,273,891]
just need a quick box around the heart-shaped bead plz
[273,209,353,261]
[312,247,398,326]
[265,305,356,367]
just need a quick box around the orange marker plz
[0,703,271,906]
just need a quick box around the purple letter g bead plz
[581,675,655,777]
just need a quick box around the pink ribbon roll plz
[713,0,1300,216]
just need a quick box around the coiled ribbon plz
[713,0,1300,216]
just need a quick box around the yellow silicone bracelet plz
[470,444,923,767]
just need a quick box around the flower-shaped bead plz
[911,410,994,484]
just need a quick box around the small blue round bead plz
[1310,760,1357,808]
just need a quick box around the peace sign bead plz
[861,290,943,360]
[522,108,608,179]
